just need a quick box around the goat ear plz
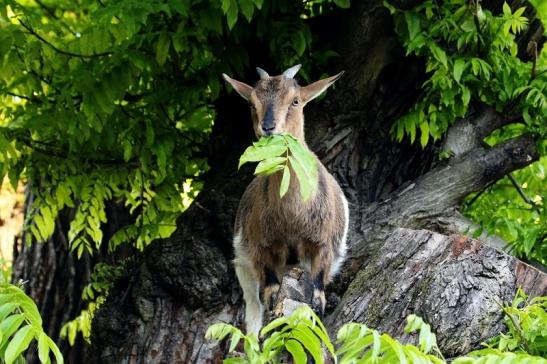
[222,73,253,101]
[300,71,345,103]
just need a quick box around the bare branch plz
[3,91,42,103]
[19,20,111,58]
[442,105,525,158]
[507,173,541,213]
[352,133,539,259]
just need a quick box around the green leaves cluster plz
[239,134,318,202]
[490,289,547,357]
[208,296,547,364]
[386,0,546,148]
[0,0,345,257]
[387,0,547,264]
[463,154,546,264]
[206,306,444,364]
[455,289,547,363]
[0,284,63,364]
[206,306,332,364]
[336,314,444,363]
[60,262,124,345]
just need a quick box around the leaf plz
[430,45,448,68]
[254,157,287,175]
[280,165,290,198]
[0,303,18,322]
[45,334,64,364]
[239,0,254,22]
[239,143,287,169]
[5,325,35,364]
[419,122,429,148]
[227,0,239,30]
[333,0,350,9]
[228,330,242,352]
[38,332,51,364]
[155,33,170,66]
[453,59,466,83]
[288,156,316,202]
[0,314,25,343]
[285,339,308,364]
[404,12,421,40]
[292,326,323,364]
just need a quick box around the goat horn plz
[256,67,269,79]
[282,64,301,79]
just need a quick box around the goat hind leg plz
[263,267,280,312]
[311,269,327,318]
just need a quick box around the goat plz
[222,65,349,335]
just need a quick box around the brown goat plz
[223,65,349,335]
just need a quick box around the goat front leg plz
[234,258,264,336]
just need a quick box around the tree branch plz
[3,91,42,103]
[19,20,111,58]
[441,105,524,158]
[507,173,541,213]
[352,133,539,259]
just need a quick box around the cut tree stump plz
[271,229,547,359]
[327,228,547,358]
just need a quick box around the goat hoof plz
[312,289,326,319]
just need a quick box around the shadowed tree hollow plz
[2,0,545,363]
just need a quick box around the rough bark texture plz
[270,268,314,320]
[12,191,93,363]
[11,0,542,363]
[12,195,131,363]
[327,229,546,358]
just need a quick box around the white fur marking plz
[331,193,349,277]
[233,229,264,335]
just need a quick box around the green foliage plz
[239,134,318,201]
[386,0,546,148]
[206,306,445,363]
[463,155,546,264]
[0,0,347,256]
[60,262,124,345]
[0,284,63,363]
[489,289,547,357]
[387,0,547,264]
[208,292,547,363]
[336,314,444,363]
[206,306,333,364]
[454,289,547,363]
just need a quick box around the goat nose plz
[262,125,275,134]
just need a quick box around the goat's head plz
[222,65,344,138]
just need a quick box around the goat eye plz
[292,98,299,106]
[249,103,255,110]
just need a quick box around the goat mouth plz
[260,129,278,137]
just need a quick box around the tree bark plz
[327,228,546,358]
[12,193,132,363]
[12,191,93,363]
[61,1,547,363]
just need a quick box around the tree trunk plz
[88,1,546,363]
[12,193,132,363]
[12,191,93,363]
